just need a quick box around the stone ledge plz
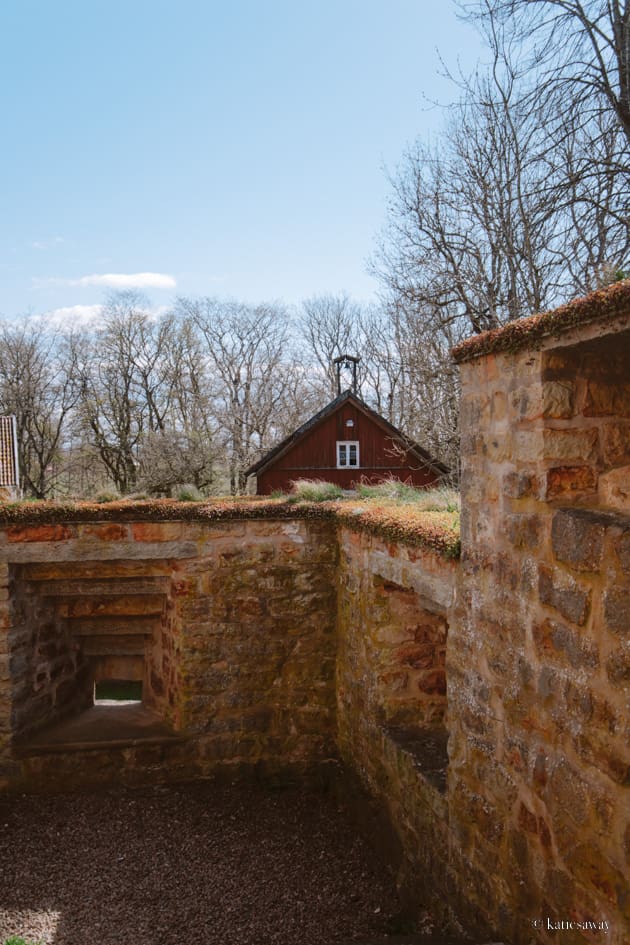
[13,702,184,756]
[0,501,461,559]
[385,726,449,795]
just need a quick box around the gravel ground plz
[0,780,403,945]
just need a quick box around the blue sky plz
[0,1,485,324]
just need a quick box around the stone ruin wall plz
[0,287,628,945]
[336,527,457,926]
[451,305,630,944]
[0,519,338,787]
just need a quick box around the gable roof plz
[245,389,450,478]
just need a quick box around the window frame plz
[336,440,360,468]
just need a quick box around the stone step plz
[81,634,147,656]
[57,594,165,618]
[35,577,170,596]
[69,616,160,636]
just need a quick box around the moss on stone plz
[0,496,461,559]
[451,279,630,363]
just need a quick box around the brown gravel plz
[0,779,403,945]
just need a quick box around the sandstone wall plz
[336,526,459,926]
[0,519,338,788]
[171,519,337,766]
[452,312,630,945]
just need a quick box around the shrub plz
[289,479,344,502]
[93,488,121,503]
[357,478,460,512]
[172,483,203,502]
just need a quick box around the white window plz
[336,440,359,468]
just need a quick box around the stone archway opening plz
[8,559,179,753]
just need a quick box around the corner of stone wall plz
[453,311,630,944]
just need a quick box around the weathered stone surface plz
[506,514,543,550]
[543,428,599,462]
[7,524,75,543]
[131,522,185,542]
[546,465,598,498]
[503,471,537,498]
[532,619,599,669]
[604,587,630,637]
[1,294,630,944]
[58,594,165,618]
[542,381,574,419]
[601,420,630,466]
[551,508,606,571]
[599,465,630,512]
[606,649,630,686]
[584,379,630,418]
[538,566,591,625]
[615,530,630,573]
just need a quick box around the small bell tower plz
[333,354,361,396]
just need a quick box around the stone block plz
[599,465,630,512]
[542,381,574,419]
[513,431,544,462]
[503,471,537,498]
[538,566,591,626]
[571,842,628,908]
[417,669,446,696]
[80,523,129,541]
[547,759,588,825]
[546,465,597,499]
[551,508,605,572]
[58,594,165,618]
[506,513,543,550]
[6,524,75,543]
[606,649,630,686]
[510,385,543,421]
[543,428,599,462]
[131,522,185,542]
[615,530,630,574]
[532,618,598,669]
[604,587,630,637]
[584,379,630,417]
[601,421,630,465]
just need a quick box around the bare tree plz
[299,293,363,399]
[178,297,309,494]
[460,0,630,145]
[371,13,627,474]
[0,322,81,497]
[77,292,170,493]
[375,10,629,325]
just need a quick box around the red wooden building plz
[245,389,449,494]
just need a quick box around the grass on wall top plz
[0,481,461,559]
[451,278,630,363]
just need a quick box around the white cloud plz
[39,304,104,328]
[73,272,176,289]
[35,302,172,329]
[33,271,177,290]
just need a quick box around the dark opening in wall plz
[94,679,143,704]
